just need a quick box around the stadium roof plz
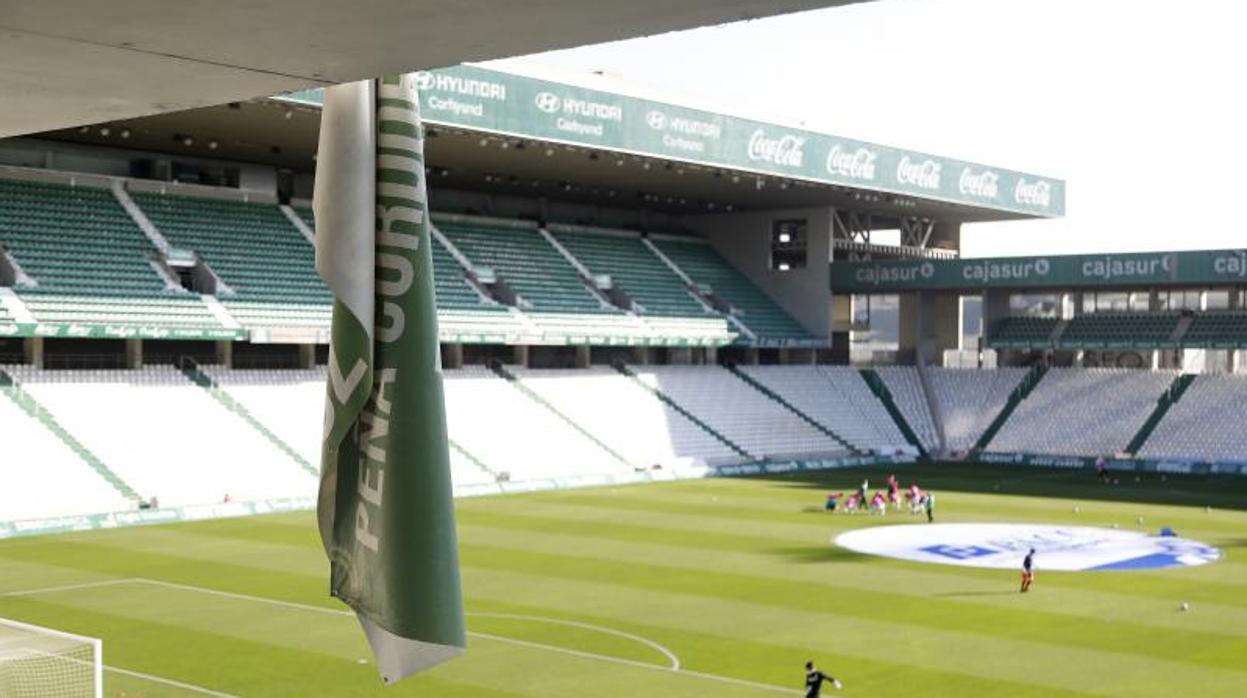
[36,60,1063,223]
[0,0,851,139]
[278,63,1065,220]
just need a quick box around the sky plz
[516,0,1245,259]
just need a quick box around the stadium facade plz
[2,61,1245,536]
[0,61,1066,364]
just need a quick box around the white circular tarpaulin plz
[835,523,1220,571]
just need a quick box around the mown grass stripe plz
[455,498,1247,593]
[464,596,1100,698]
[460,566,1244,698]
[456,539,1247,671]
[1,465,1243,697]
[451,518,1247,638]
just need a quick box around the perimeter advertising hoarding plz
[0,322,247,340]
[277,65,1063,218]
[832,249,1247,293]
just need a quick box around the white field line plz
[468,611,681,670]
[131,579,803,694]
[0,578,135,597]
[2,579,238,696]
[105,665,240,697]
[7,577,811,696]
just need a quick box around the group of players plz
[823,474,935,521]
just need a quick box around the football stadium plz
[1,2,1245,697]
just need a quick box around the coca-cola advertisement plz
[1014,178,1053,207]
[958,167,1000,199]
[895,156,941,190]
[824,145,878,181]
[746,128,806,168]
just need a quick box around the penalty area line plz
[468,611,681,670]
[128,578,801,694]
[9,578,812,696]
[105,665,240,698]
[1,578,238,697]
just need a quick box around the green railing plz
[177,358,318,476]
[489,361,634,468]
[725,365,859,454]
[1124,373,1197,455]
[858,369,928,458]
[0,368,140,500]
[974,365,1048,451]
[611,362,752,459]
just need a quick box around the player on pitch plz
[804,661,842,696]
[1020,548,1035,593]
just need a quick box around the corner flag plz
[314,74,465,684]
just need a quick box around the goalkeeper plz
[804,661,842,697]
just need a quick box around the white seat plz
[741,365,908,453]
[635,366,846,460]
[989,367,1177,456]
[1140,373,1247,461]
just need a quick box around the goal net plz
[0,617,101,698]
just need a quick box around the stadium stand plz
[130,192,330,329]
[5,366,318,507]
[738,365,909,453]
[514,367,740,467]
[0,181,811,346]
[1182,312,1247,348]
[649,236,812,341]
[634,365,846,460]
[197,366,502,488]
[928,367,1030,452]
[874,366,940,452]
[436,216,671,340]
[438,218,609,312]
[988,367,1178,456]
[0,179,221,328]
[441,366,629,480]
[1140,373,1247,461]
[200,367,326,464]
[1058,313,1181,349]
[0,374,134,519]
[427,230,528,340]
[988,316,1059,348]
[548,225,735,342]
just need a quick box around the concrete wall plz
[683,206,833,338]
[427,187,682,231]
[899,291,960,365]
[981,289,1012,337]
[0,137,278,196]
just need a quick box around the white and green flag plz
[314,73,465,684]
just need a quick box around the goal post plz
[0,617,102,698]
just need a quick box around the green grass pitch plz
[1,463,1244,697]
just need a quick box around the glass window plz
[1205,290,1230,310]
[1096,292,1130,312]
[1011,294,1060,316]
[961,295,982,349]
[770,219,807,271]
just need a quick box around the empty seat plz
[989,367,1177,456]
[1140,373,1247,461]
[649,236,813,342]
[635,365,845,460]
[740,365,909,453]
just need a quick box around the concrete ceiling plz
[0,0,855,139]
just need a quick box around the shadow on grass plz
[932,590,1019,598]
[744,462,1247,512]
[766,546,873,565]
